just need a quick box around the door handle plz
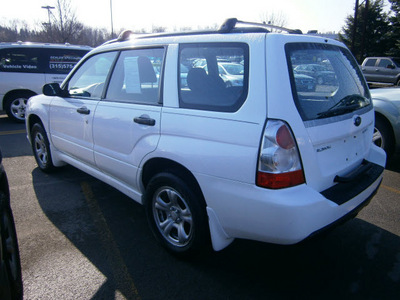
[134,116,156,126]
[77,106,90,115]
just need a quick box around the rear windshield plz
[286,43,371,121]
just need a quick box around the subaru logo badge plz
[354,116,362,127]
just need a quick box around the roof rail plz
[218,18,302,34]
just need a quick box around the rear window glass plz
[286,43,371,121]
[179,43,248,112]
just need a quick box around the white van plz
[0,42,91,122]
[26,19,386,255]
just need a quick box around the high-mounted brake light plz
[257,120,305,189]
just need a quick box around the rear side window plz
[179,43,249,112]
[106,48,164,104]
[0,47,88,74]
[286,43,371,121]
[0,47,41,73]
[43,48,89,74]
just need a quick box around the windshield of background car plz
[286,43,371,121]
[392,58,400,67]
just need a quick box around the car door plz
[376,58,398,83]
[362,58,378,82]
[92,48,164,191]
[49,51,118,166]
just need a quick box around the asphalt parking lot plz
[0,113,399,299]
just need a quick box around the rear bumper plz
[305,178,381,241]
[201,161,385,250]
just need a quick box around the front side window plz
[378,59,393,68]
[106,48,164,104]
[0,48,41,73]
[179,43,249,112]
[286,43,371,121]
[66,51,117,99]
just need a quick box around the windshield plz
[392,57,400,67]
[286,43,371,121]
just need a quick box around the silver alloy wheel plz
[373,127,384,148]
[10,98,27,121]
[34,131,49,166]
[152,187,193,247]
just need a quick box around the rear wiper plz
[317,94,368,119]
[317,105,360,118]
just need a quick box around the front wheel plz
[144,172,209,256]
[373,116,394,158]
[31,123,55,172]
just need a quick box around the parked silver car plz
[371,87,400,157]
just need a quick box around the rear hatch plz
[283,39,376,192]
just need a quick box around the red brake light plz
[257,120,305,189]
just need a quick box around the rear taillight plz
[257,120,305,189]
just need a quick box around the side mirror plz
[43,83,69,97]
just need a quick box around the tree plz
[339,0,393,62]
[42,0,84,43]
[259,11,288,32]
[387,0,400,56]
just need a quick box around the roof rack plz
[218,18,303,34]
[102,17,302,45]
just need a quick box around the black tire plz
[144,172,209,256]
[373,116,394,158]
[0,192,23,300]
[4,92,34,123]
[31,123,55,172]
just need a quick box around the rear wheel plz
[31,123,55,172]
[5,92,34,123]
[144,172,209,256]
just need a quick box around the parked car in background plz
[0,149,22,300]
[293,73,316,92]
[362,57,400,86]
[294,63,336,85]
[371,87,400,158]
[0,42,91,122]
[26,18,385,256]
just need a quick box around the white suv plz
[25,19,386,255]
[0,42,90,122]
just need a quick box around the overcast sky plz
[0,0,392,34]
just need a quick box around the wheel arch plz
[375,111,396,154]
[26,114,45,143]
[3,89,37,110]
[141,158,205,202]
